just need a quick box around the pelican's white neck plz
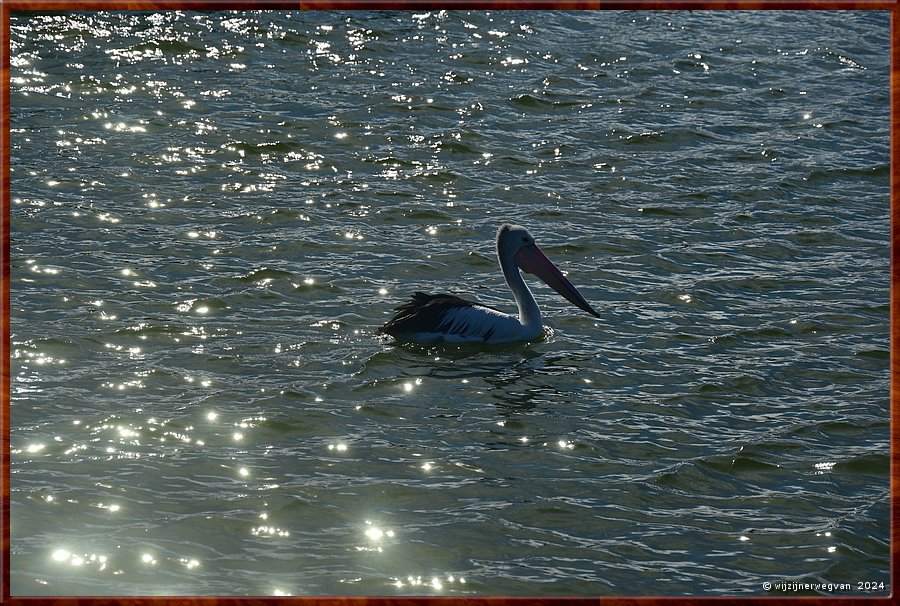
[499,248,542,332]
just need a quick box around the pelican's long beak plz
[515,245,601,318]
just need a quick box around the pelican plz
[378,224,601,344]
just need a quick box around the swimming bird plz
[378,224,601,344]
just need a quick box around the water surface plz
[9,9,890,597]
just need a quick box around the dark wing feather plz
[378,292,503,337]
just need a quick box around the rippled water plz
[9,9,890,597]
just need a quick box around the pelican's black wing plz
[378,292,506,340]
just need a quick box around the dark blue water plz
[8,9,890,596]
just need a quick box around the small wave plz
[235,267,294,283]
[509,93,584,112]
[833,452,889,476]
[801,164,888,184]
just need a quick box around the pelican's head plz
[496,224,601,318]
